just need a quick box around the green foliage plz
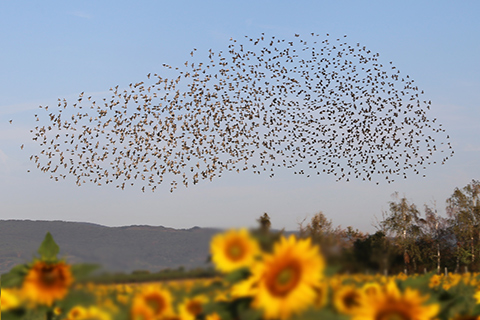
[56,290,97,318]
[350,231,402,273]
[1,264,27,288]
[447,179,480,270]
[37,232,59,262]
[224,298,262,320]
[79,266,219,284]
[436,283,478,319]
[202,300,236,320]
[401,272,435,293]
[70,263,100,281]
[1,309,26,320]
[224,267,251,283]
[291,308,350,320]
[251,212,284,252]
[299,211,333,241]
[257,213,271,234]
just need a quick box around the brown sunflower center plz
[364,286,378,296]
[266,261,301,297]
[70,309,82,317]
[342,291,361,309]
[451,316,479,320]
[226,240,245,261]
[145,294,166,315]
[38,264,66,287]
[186,300,203,316]
[132,311,150,320]
[376,309,410,320]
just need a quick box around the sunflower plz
[65,306,112,320]
[178,295,209,320]
[333,284,363,314]
[352,280,439,320]
[428,274,442,288]
[249,235,325,320]
[54,306,63,315]
[313,281,329,309]
[205,312,222,320]
[231,273,259,298]
[66,305,87,319]
[130,285,174,320]
[361,282,382,297]
[210,228,261,273]
[22,260,74,306]
[474,289,480,304]
[1,288,22,311]
[130,302,155,320]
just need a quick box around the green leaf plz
[401,272,434,291]
[290,307,350,320]
[237,307,262,320]
[324,265,341,278]
[1,309,26,320]
[37,232,59,261]
[472,304,480,315]
[202,301,234,320]
[57,290,97,315]
[224,267,251,283]
[1,264,27,288]
[233,298,262,320]
[190,279,224,296]
[70,263,100,281]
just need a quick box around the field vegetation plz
[2,179,480,320]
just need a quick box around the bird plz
[26,33,453,192]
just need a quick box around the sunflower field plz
[3,229,480,320]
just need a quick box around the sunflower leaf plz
[1,309,26,320]
[238,307,262,320]
[37,232,60,261]
[234,298,262,320]
[472,304,480,315]
[70,263,100,281]
[224,267,251,283]
[1,264,27,288]
[290,307,350,320]
[202,301,234,320]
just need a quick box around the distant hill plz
[0,220,221,275]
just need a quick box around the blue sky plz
[1,1,479,232]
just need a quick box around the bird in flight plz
[26,33,453,192]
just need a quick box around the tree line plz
[292,179,480,274]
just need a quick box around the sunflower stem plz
[46,309,54,320]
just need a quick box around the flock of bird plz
[24,33,453,192]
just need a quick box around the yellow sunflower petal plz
[250,235,325,320]
[0,288,22,311]
[333,285,363,314]
[21,260,74,306]
[210,229,261,273]
[178,295,209,320]
[352,280,439,320]
[130,285,174,320]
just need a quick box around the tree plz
[446,179,480,271]
[298,211,347,264]
[381,193,422,273]
[257,213,272,234]
[299,211,333,242]
[419,202,449,273]
[351,231,403,274]
[254,213,281,252]
[343,226,367,247]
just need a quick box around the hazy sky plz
[1,1,479,232]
